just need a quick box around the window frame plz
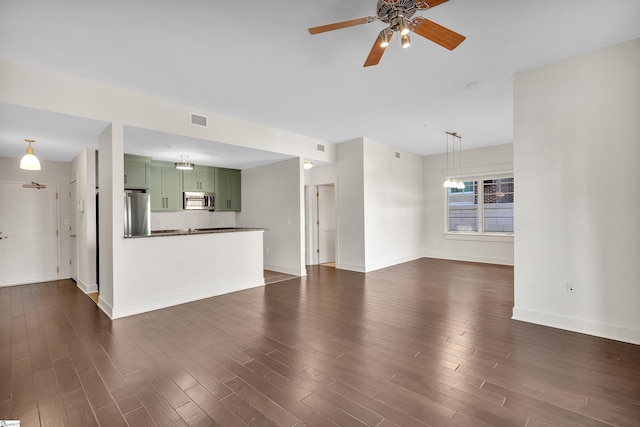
[444,171,514,243]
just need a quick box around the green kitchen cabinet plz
[182,165,215,192]
[149,161,183,211]
[124,154,151,189]
[215,168,241,211]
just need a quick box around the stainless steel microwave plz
[183,191,215,210]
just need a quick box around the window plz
[447,175,514,234]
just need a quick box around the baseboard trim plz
[76,279,98,294]
[110,278,265,320]
[97,297,113,319]
[512,307,640,346]
[423,252,514,266]
[364,254,423,273]
[264,264,305,276]
[336,262,366,273]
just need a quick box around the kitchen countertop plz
[125,227,265,238]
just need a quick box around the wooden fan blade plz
[424,0,449,8]
[411,17,465,50]
[364,32,392,67]
[415,0,449,10]
[308,16,376,35]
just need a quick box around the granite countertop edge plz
[124,227,266,239]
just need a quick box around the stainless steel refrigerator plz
[124,192,151,237]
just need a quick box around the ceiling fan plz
[308,0,466,67]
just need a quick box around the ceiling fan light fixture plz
[379,29,391,48]
[399,18,410,36]
[20,139,41,171]
[401,33,411,48]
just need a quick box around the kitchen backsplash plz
[150,210,236,230]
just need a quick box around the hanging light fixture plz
[443,131,464,189]
[174,155,194,170]
[455,133,465,189]
[20,139,41,171]
[496,179,505,198]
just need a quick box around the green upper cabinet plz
[124,154,151,189]
[149,161,183,211]
[182,165,215,192]
[215,168,241,212]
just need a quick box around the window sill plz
[444,232,514,243]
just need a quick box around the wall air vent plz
[395,152,401,159]
[190,113,208,128]
[317,144,325,152]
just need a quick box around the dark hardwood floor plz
[1,258,639,426]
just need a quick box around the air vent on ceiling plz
[317,144,325,152]
[395,152,401,159]
[190,113,208,128]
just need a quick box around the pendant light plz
[20,139,41,170]
[443,131,464,189]
[175,155,194,170]
[456,133,465,190]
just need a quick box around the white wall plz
[309,139,366,272]
[97,124,122,316]
[0,156,72,280]
[423,144,514,265]
[238,158,305,276]
[363,138,424,271]
[513,38,640,345]
[0,59,335,165]
[70,148,98,293]
[308,138,424,273]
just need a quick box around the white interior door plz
[69,181,78,282]
[0,182,59,287]
[317,184,336,264]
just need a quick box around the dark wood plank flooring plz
[1,258,639,426]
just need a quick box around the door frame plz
[69,178,78,282]
[305,177,339,266]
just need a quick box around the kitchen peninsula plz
[114,227,265,318]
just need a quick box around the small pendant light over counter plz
[20,139,41,171]
[175,155,194,170]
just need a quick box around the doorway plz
[69,180,78,282]
[306,183,337,267]
[317,184,336,266]
[0,181,59,287]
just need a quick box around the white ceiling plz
[0,0,639,167]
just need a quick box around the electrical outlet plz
[567,282,576,293]
[265,247,269,254]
